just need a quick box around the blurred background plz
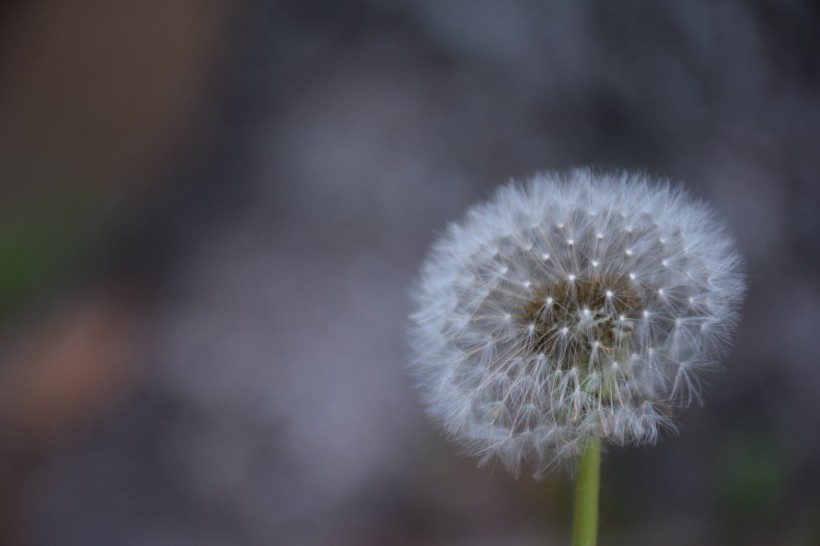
[1,1,819,544]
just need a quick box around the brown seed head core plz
[521,273,643,373]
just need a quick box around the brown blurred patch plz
[0,0,230,211]
[0,287,138,450]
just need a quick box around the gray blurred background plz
[1,1,819,544]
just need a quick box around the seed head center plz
[521,273,641,371]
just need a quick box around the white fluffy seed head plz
[408,169,744,478]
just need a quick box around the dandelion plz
[408,169,744,543]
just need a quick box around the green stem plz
[572,436,601,546]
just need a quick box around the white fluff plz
[408,169,744,477]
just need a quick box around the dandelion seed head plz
[408,169,744,477]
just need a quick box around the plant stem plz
[572,436,601,546]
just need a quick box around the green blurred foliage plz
[719,429,789,525]
[0,191,104,317]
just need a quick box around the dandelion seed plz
[408,168,744,477]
